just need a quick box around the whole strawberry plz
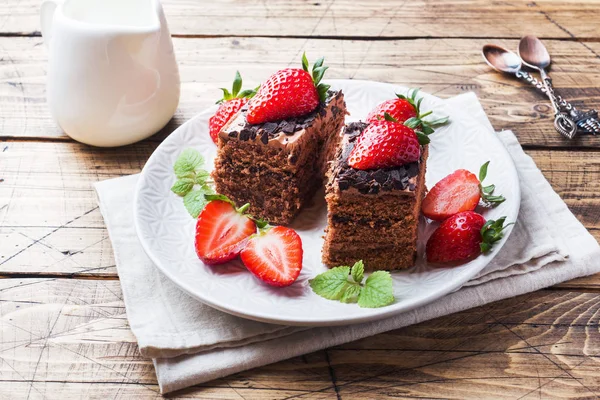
[246,53,331,124]
[366,89,421,124]
[426,211,510,264]
[209,71,256,143]
[348,118,421,170]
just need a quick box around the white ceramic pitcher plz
[40,0,180,147]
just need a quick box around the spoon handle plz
[516,70,600,135]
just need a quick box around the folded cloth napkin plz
[95,92,600,394]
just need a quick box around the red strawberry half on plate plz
[195,199,257,265]
[241,226,303,287]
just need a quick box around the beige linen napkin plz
[95,93,600,394]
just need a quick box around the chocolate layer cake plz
[213,91,347,225]
[322,122,428,270]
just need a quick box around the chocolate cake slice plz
[322,122,428,271]
[213,90,347,225]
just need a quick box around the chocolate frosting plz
[333,122,422,194]
[226,91,340,143]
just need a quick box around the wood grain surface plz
[2,0,600,399]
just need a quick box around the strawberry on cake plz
[212,54,347,225]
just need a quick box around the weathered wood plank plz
[1,279,600,398]
[2,36,600,147]
[3,0,600,39]
[1,140,599,285]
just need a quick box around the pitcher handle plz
[40,0,61,46]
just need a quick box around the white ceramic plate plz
[134,79,520,326]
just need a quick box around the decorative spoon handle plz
[516,70,600,135]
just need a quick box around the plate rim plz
[133,78,521,326]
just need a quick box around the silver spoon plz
[482,44,599,136]
[518,35,578,139]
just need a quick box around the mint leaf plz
[309,266,351,300]
[204,193,234,204]
[183,188,209,218]
[351,260,364,284]
[340,284,361,303]
[196,170,211,185]
[358,271,394,308]
[174,149,204,178]
[171,178,195,196]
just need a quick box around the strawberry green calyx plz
[480,217,514,253]
[400,88,449,144]
[204,194,250,214]
[384,112,432,146]
[217,71,257,104]
[302,52,331,103]
[478,161,506,206]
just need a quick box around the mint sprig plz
[171,148,215,218]
[309,260,394,308]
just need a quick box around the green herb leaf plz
[309,266,351,300]
[340,284,361,303]
[479,217,514,253]
[351,260,364,284]
[479,161,490,182]
[313,56,324,70]
[317,83,330,103]
[204,193,234,204]
[171,178,195,196]
[477,161,506,206]
[174,149,204,178]
[232,71,242,97]
[416,131,431,145]
[357,271,394,308]
[312,66,329,85]
[196,170,211,185]
[301,52,309,72]
[183,188,210,218]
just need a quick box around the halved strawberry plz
[208,71,256,143]
[421,161,506,221]
[246,53,330,124]
[348,119,421,170]
[195,200,256,265]
[240,226,303,287]
[426,211,510,264]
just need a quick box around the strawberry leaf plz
[416,131,431,145]
[480,217,514,253]
[478,161,506,206]
[232,71,243,97]
[317,83,330,103]
[301,52,309,72]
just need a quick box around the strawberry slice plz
[195,200,256,265]
[422,161,506,221]
[422,169,480,221]
[240,226,303,287]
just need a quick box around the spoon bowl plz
[518,35,551,71]
[482,44,523,74]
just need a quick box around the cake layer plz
[213,90,347,225]
[322,122,428,270]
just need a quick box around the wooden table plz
[2,1,600,398]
